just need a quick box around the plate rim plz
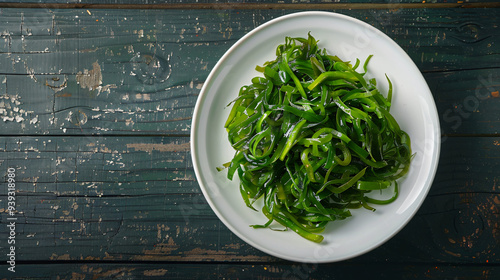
[191,10,441,263]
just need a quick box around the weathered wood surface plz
[0,9,498,135]
[1,1,499,6]
[0,3,499,280]
[0,136,499,264]
[2,263,499,279]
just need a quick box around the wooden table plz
[0,1,499,279]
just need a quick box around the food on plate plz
[222,33,412,243]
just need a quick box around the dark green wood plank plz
[0,136,271,262]
[433,135,500,195]
[427,69,500,135]
[0,3,496,279]
[0,9,498,135]
[0,136,194,196]
[1,0,499,6]
[0,263,498,280]
[1,68,498,135]
[0,136,498,263]
[0,9,497,70]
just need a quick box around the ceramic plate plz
[191,11,440,263]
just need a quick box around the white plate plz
[191,11,440,263]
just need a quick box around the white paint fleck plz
[66,111,73,122]
[125,118,134,126]
[127,45,134,53]
[24,62,37,82]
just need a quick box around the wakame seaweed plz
[223,33,412,243]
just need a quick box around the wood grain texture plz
[0,8,498,135]
[427,69,500,135]
[1,2,500,9]
[0,4,498,278]
[0,136,498,264]
[0,262,499,280]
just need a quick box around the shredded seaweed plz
[223,33,412,243]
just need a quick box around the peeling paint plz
[0,94,36,124]
[75,62,117,95]
[76,61,103,91]
[126,142,190,153]
[25,63,37,82]
[127,45,135,53]
[50,253,71,260]
[143,269,168,276]
[134,246,273,262]
[135,93,151,100]
[143,237,179,255]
